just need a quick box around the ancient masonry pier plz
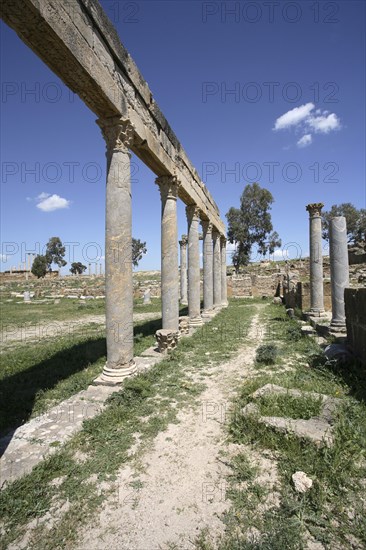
[186,206,203,326]
[329,216,349,332]
[179,236,188,305]
[1,0,227,384]
[213,231,222,308]
[306,203,325,316]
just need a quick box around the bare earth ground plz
[75,307,265,550]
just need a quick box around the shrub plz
[286,323,302,341]
[256,344,278,365]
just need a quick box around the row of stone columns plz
[96,116,227,384]
[306,203,349,332]
[180,219,228,322]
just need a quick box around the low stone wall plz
[227,273,282,298]
[345,287,366,363]
[292,280,332,312]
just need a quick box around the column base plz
[189,315,203,327]
[180,299,188,305]
[309,308,327,318]
[93,361,136,386]
[202,309,215,320]
[221,301,228,308]
[330,321,347,334]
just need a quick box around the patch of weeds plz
[286,323,302,342]
[256,393,323,420]
[256,344,278,365]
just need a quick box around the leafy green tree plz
[132,238,147,267]
[31,255,48,278]
[322,203,366,244]
[70,262,87,275]
[45,237,67,269]
[226,183,281,273]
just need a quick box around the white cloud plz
[297,134,312,148]
[307,112,341,133]
[273,103,341,147]
[272,249,290,260]
[273,102,314,131]
[36,193,71,212]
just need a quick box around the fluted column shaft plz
[213,231,222,308]
[306,203,325,315]
[156,176,180,332]
[96,116,135,383]
[202,221,213,313]
[186,205,202,325]
[221,236,228,306]
[329,216,349,330]
[179,236,188,305]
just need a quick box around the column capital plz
[179,234,188,246]
[306,203,324,218]
[156,175,180,201]
[220,235,227,245]
[96,116,134,154]
[201,220,213,234]
[186,204,201,222]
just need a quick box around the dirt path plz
[76,306,265,550]
[0,312,160,347]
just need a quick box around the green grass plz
[0,298,257,549]
[0,315,162,437]
[211,302,366,549]
[256,392,323,420]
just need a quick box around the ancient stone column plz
[156,175,180,332]
[95,116,136,384]
[201,220,214,316]
[179,235,188,305]
[329,216,349,332]
[213,230,222,308]
[186,205,203,326]
[221,236,228,307]
[306,203,325,316]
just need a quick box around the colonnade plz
[98,117,227,384]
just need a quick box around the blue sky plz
[1,0,365,272]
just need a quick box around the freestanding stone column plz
[329,216,349,332]
[306,203,325,316]
[201,220,214,316]
[95,116,136,384]
[156,175,180,332]
[213,230,222,308]
[186,205,203,326]
[179,235,188,305]
[220,236,228,307]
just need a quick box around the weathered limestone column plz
[329,216,349,332]
[220,236,228,307]
[95,117,136,383]
[306,203,325,316]
[156,175,180,332]
[179,235,188,305]
[213,230,222,308]
[201,220,214,316]
[186,205,203,326]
